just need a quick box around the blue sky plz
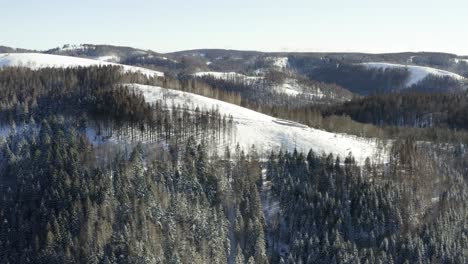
[2,0,468,54]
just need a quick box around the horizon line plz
[2,43,467,57]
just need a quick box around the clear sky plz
[2,0,468,54]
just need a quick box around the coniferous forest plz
[0,64,466,264]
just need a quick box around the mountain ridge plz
[2,43,468,96]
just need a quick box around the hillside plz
[4,0,468,261]
[0,53,164,77]
[0,58,466,264]
[361,62,465,87]
[3,44,468,96]
[128,84,386,163]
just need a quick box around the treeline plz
[292,62,409,95]
[325,90,468,130]
[195,74,352,107]
[1,116,466,263]
[91,87,235,145]
[235,100,468,144]
[155,76,243,106]
[408,75,465,93]
[287,57,466,95]
[0,66,135,124]
[0,66,237,150]
[0,117,266,263]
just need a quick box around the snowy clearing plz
[273,78,324,98]
[270,57,289,69]
[128,84,387,164]
[454,58,468,64]
[58,44,91,52]
[0,53,164,77]
[94,55,120,62]
[193,71,262,81]
[360,62,464,87]
[194,72,324,98]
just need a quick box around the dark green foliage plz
[326,90,468,130]
[0,62,467,264]
[265,143,468,263]
[0,119,265,263]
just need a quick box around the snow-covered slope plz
[454,58,468,64]
[273,78,324,98]
[0,53,164,77]
[361,62,464,87]
[193,71,262,81]
[269,57,289,69]
[94,55,120,62]
[128,84,387,163]
[194,72,327,98]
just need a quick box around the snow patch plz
[192,71,262,82]
[0,53,164,77]
[59,44,92,52]
[360,62,464,87]
[271,57,289,69]
[273,78,324,98]
[454,58,468,64]
[193,71,261,80]
[95,55,120,62]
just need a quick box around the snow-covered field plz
[360,62,465,87]
[0,53,164,77]
[128,84,387,164]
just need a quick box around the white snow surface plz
[95,55,120,62]
[273,78,324,98]
[128,84,386,164]
[59,44,91,52]
[361,62,465,87]
[0,53,164,77]
[454,58,468,64]
[271,57,289,69]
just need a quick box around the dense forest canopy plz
[0,65,466,263]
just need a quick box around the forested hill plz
[0,49,466,263]
[323,91,468,129]
[2,44,468,97]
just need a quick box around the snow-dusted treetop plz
[192,71,262,80]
